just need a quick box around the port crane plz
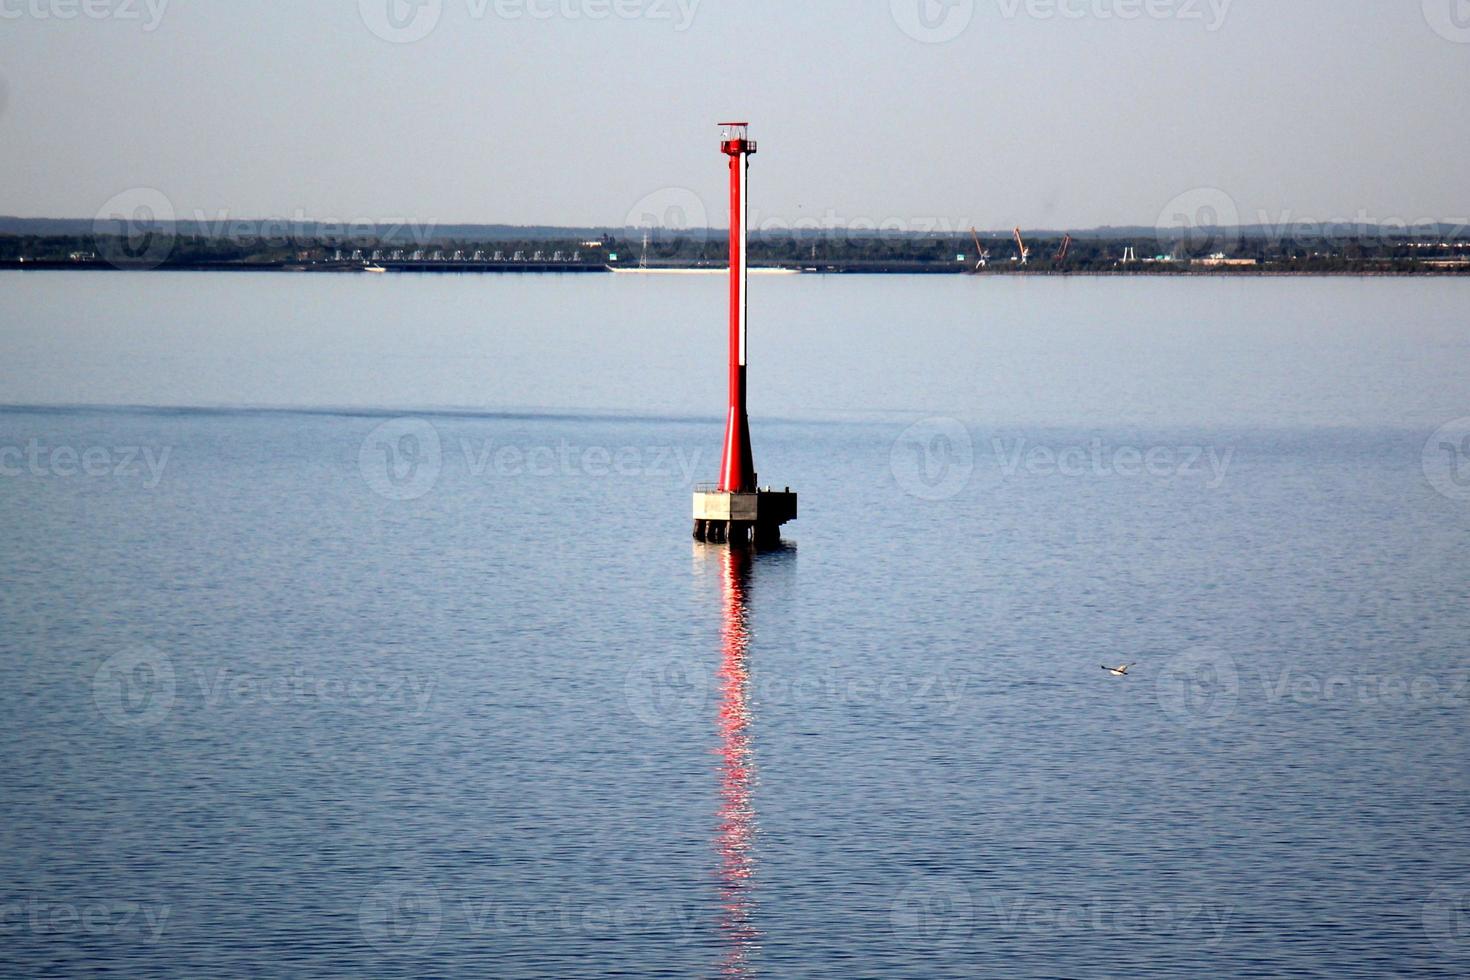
[1013,227,1030,265]
[970,228,990,270]
[1054,234,1073,263]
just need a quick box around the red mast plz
[718,122,757,494]
[693,122,796,547]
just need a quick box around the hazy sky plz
[1,0,1466,231]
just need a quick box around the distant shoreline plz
[8,222,1467,276]
[2,259,1467,278]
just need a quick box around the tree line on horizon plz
[2,228,1467,273]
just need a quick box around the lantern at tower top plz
[719,122,756,156]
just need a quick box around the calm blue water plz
[2,272,1469,977]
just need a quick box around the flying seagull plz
[1101,663,1137,677]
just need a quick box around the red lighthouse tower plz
[718,123,757,494]
[694,122,797,546]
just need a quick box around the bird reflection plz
[711,544,759,976]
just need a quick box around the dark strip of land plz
[3,227,1468,275]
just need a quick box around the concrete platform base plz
[693,488,797,546]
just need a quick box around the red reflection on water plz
[715,545,759,976]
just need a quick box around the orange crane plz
[1013,227,1030,265]
[970,228,989,270]
[1054,234,1073,262]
